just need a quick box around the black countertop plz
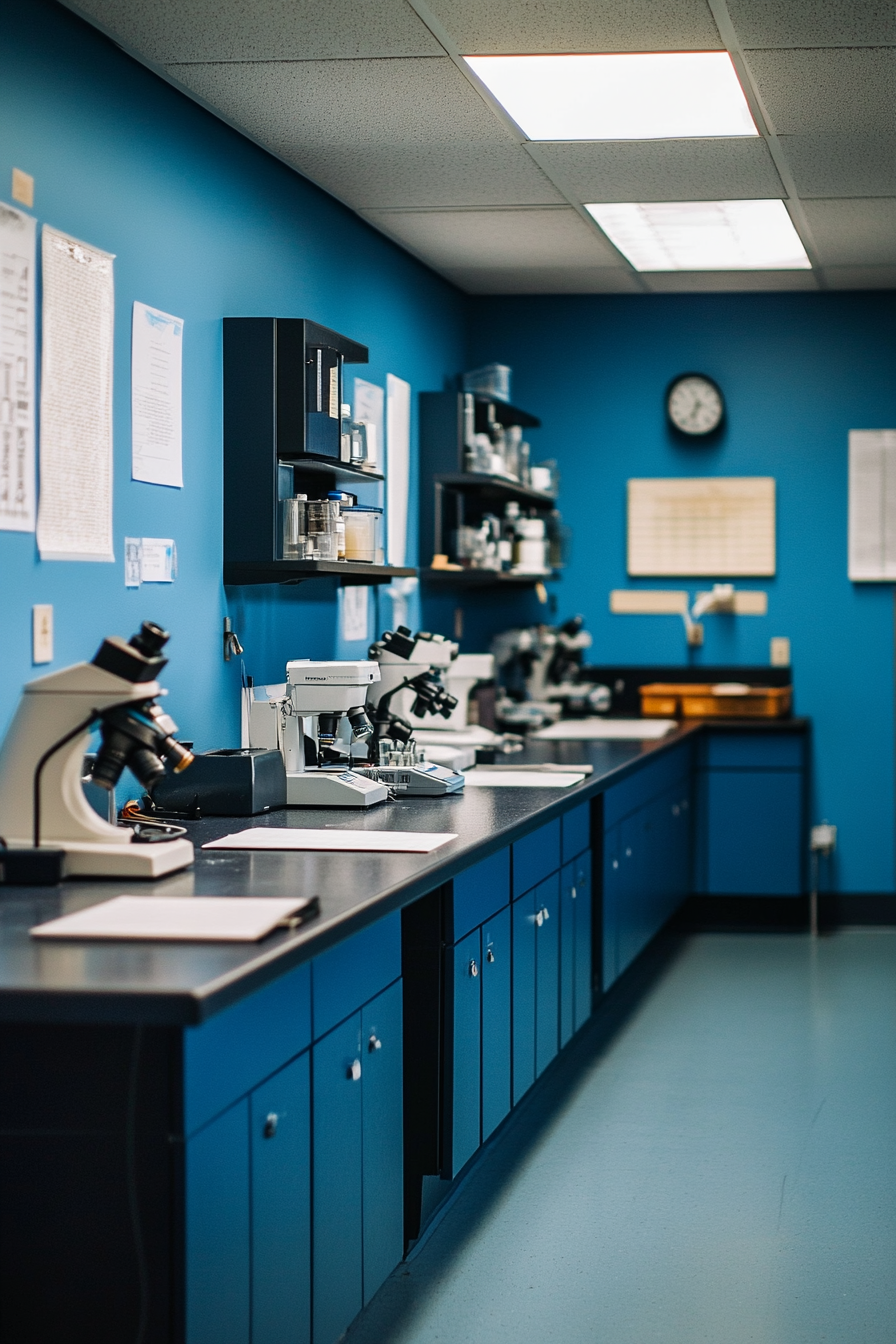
[0,718,808,1027]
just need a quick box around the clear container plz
[281,495,308,560]
[344,505,382,562]
[307,499,340,561]
[463,363,512,403]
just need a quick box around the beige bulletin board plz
[627,477,776,577]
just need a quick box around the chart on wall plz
[0,202,36,532]
[627,477,776,576]
[848,430,896,581]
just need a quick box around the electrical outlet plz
[770,636,790,667]
[32,605,53,664]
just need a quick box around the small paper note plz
[464,771,586,788]
[342,585,369,643]
[203,828,457,854]
[131,302,183,487]
[140,537,176,582]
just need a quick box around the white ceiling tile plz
[727,0,896,49]
[170,57,512,149]
[532,139,783,204]
[443,266,643,294]
[426,0,721,54]
[280,144,564,209]
[743,48,896,135]
[64,0,442,62]
[801,199,896,265]
[820,264,896,289]
[781,132,896,198]
[359,207,625,269]
[641,269,819,291]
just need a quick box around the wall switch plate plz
[12,168,34,208]
[32,605,53,664]
[770,636,790,667]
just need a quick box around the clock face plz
[667,375,724,436]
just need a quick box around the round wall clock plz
[666,373,725,436]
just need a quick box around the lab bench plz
[0,717,807,1343]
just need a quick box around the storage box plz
[639,683,792,719]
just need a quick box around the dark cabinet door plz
[481,907,511,1143]
[535,874,560,1078]
[251,1054,311,1344]
[361,980,404,1305]
[616,812,643,977]
[559,860,576,1050]
[445,928,482,1177]
[603,824,620,990]
[312,1013,363,1344]
[704,770,803,894]
[572,849,593,1033]
[186,1102,250,1344]
[512,889,536,1104]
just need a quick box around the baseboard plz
[674,893,896,931]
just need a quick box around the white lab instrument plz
[366,627,465,795]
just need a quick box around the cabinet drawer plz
[701,732,804,771]
[603,742,691,829]
[184,961,311,1137]
[561,801,590,864]
[312,911,401,1040]
[512,818,561,898]
[449,846,510,941]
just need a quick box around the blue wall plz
[467,292,896,894]
[0,0,465,756]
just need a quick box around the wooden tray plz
[639,683,792,719]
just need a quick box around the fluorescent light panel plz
[463,53,757,141]
[586,200,811,271]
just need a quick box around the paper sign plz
[342,585,369,643]
[0,201,36,531]
[386,373,411,567]
[140,537,176,582]
[131,302,183,487]
[354,378,384,470]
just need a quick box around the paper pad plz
[532,719,677,741]
[30,895,317,942]
[464,771,585,788]
[202,828,457,854]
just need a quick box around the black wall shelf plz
[422,567,559,590]
[225,560,416,587]
[435,472,556,507]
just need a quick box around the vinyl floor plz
[347,930,896,1344]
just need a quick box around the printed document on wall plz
[848,430,896,580]
[0,202,36,531]
[131,302,183,487]
[627,477,775,576]
[37,227,115,561]
[386,373,410,567]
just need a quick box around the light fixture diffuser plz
[463,53,757,141]
[585,200,811,271]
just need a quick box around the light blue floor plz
[348,931,896,1344]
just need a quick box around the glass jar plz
[281,495,308,560]
[344,505,382,562]
[307,499,340,561]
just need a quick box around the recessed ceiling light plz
[585,200,811,271]
[463,53,757,141]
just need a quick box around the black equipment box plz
[152,748,286,816]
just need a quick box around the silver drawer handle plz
[542,905,550,921]
[486,947,495,963]
[535,909,543,927]
[263,1112,278,1139]
[348,1058,362,1081]
[368,1033,382,1052]
[469,959,479,978]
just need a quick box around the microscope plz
[274,660,389,807]
[492,616,610,729]
[0,622,195,879]
[362,627,466,796]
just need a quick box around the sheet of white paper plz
[341,585,369,642]
[140,537,176,582]
[30,895,311,942]
[37,227,115,561]
[353,377,384,470]
[203,828,457,854]
[124,536,142,587]
[627,477,776,577]
[848,430,896,580]
[464,771,585,788]
[131,302,183,487]
[413,726,500,746]
[386,373,411,566]
[0,202,36,531]
[532,718,677,741]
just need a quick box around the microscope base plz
[286,770,388,808]
[58,837,195,879]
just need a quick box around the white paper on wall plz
[353,377,384,470]
[627,477,776,577]
[848,430,896,581]
[37,226,115,561]
[341,585,369,643]
[131,302,183,487]
[0,202,36,531]
[386,373,411,568]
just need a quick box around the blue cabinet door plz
[251,1054,311,1344]
[705,770,803,894]
[361,980,404,1305]
[312,1013,363,1344]
[186,1101,250,1344]
[512,889,536,1104]
[445,927,482,1176]
[481,906,511,1143]
[616,811,644,977]
[602,824,620,991]
[559,860,576,1049]
[535,874,560,1078]
[572,849,592,1032]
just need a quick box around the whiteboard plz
[627,477,775,577]
[848,430,896,581]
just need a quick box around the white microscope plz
[247,660,388,808]
[0,622,195,880]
